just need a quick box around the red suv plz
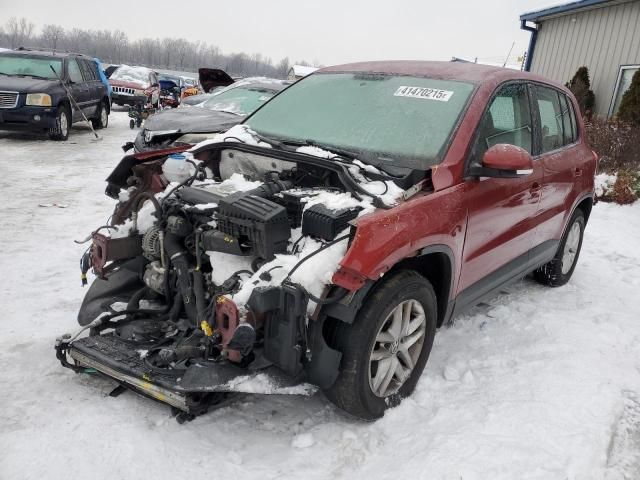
[57,61,596,421]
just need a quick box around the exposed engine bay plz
[56,126,421,420]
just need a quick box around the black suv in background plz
[0,48,110,140]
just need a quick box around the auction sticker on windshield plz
[394,86,453,102]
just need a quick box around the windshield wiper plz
[249,131,286,149]
[213,108,243,116]
[276,138,361,162]
[26,74,50,80]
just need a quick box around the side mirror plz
[469,144,533,178]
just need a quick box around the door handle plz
[574,168,582,177]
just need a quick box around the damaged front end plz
[57,128,421,418]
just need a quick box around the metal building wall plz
[530,0,640,117]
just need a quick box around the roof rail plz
[14,46,87,57]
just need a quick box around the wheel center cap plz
[389,340,399,354]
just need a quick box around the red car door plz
[531,85,590,244]
[458,82,543,301]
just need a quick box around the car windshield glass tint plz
[246,73,475,169]
[110,66,151,86]
[200,87,276,116]
[0,55,62,79]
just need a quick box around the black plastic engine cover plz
[216,192,290,259]
[301,204,361,241]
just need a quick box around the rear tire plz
[48,105,70,141]
[323,270,437,419]
[91,100,109,129]
[534,209,585,287]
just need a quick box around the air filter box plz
[301,204,360,241]
[216,192,291,259]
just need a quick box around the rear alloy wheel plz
[323,270,437,419]
[92,101,109,129]
[534,209,585,287]
[48,105,70,141]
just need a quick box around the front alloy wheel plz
[323,270,437,419]
[369,300,427,397]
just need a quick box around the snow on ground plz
[1,111,640,480]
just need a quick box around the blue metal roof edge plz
[520,0,613,22]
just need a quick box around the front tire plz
[323,270,437,419]
[48,105,70,141]
[534,209,585,287]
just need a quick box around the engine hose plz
[127,286,151,311]
[132,192,162,230]
[193,269,206,326]
[164,232,197,325]
[168,295,183,322]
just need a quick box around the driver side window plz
[475,83,533,161]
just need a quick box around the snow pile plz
[229,230,349,312]
[222,373,316,395]
[190,124,273,150]
[295,145,337,159]
[110,64,152,87]
[595,172,617,197]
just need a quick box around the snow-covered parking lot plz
[1,111,639,480]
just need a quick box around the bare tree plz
[3,17,35,48]
[41,24,65,50]
[0,18,309,78]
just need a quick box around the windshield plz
[159,74,181,85]
[0,55,63,79]
[245,73,475,169]
[199,86,277,116]
[110,66,151,86]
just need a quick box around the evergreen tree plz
[617,69,640,126]
[566,66,595,117]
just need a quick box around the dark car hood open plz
[199,68,234,93]
[144,107,242,133]
[0,75,61,92]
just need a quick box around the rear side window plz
[535,85,566,153]
[78,59,97,81]
[475,83,533,159]
[67,59,84,83]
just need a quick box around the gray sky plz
[0,0,559,66]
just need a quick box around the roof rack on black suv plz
[0,48,110,140]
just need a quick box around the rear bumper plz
[0,105,58,130]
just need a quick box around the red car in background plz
[109,65,160,107]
